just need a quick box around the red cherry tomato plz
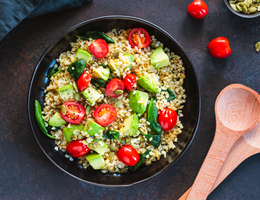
[128,28,151,49]
[60,101,86,124]
[66,140,90,157]
[208,37,231,59]
[117,145,140,166]
[123,74,137,91]
[89,39,109,58]
[76,71,92,92]
[158,108,178,131]
[94,104,117,126]
[105,78,125,98]
[188,0,208,19]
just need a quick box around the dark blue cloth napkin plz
[0,0,92,41]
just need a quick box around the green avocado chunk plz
[86,153,105,170]
[83,119,105,136]
[137,74,160,93]
[87,140,108,155]
[151,47,170,69]
[92,66,110,81]
[128,90,149,115]
[63,125,84,143]
[75,49,92,63]
[58,84,76,101]
[108,59,121,77]
[123,53,134,69]
[81,85,102,105]
[48,112,67,127]
[120,113,139,136]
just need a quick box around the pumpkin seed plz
[242,5,248,13]
[72,81,78,92]
[61,105,67,115]
[74,92,80,101]
[114,89,124,95]
[231,3,239,10]
[240,2,249,7]
[114,100,122,108]
[113,51,119,59]
[229,0,237,3]
[108,98,118,104]
[249,6,257,12]
[109,145,118,151]
[86,106,91,114]
[100,87,106,94]
[255,42,260,52]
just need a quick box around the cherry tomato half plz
[60,101,86,124]
[77,71,92,92]
[128,28,151,49]
[158,108,178,131]
[66,140,90,157]
[123,74,137,91]
[117,145,140,166]
[94,104,117,126]
[89,39,109,59]
[105,78,125,98]
[188,0,208,19]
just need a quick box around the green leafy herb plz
[104,130,124,143]
[141,133,161,148]
[99,63,109,68]
[147,98,161,135]
[163,88,175,101]
[91,78,107,88]
[129,150,151,171]
[48,66,61,78]
[67,59,86,80]
[77,31,115,43]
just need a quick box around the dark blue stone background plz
[0,0,260,199]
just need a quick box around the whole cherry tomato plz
[66,140,90,157]
[208,37,231,59]
[77,71,92,92]
[105,78,125,98]
[89,39,109,58]
[158,108,178,131]
[60,101,86,124]
[117,145,140,166]
[123,74,137,91]
[188,0,208,19]
[94,104,117,126]
[128,28,151,49]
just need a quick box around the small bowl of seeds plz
[224,0,260,18]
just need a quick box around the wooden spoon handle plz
[185,131,238,200]
[211,136,260,192]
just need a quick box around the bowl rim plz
[224,0,260,18]
[27,15,201,187]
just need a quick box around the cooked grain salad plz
[40,28,186,173]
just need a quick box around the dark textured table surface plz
[1,0,260,199]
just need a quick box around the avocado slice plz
[86,153,105,170]
[120,113,139,136]
[63,125,84,143]
[48,112,67,127]
[123,53,134,69]
[92,66,110,81]
[137,74,159,93]
[75,49,92,63]
[88,140,108,155]
[83,119,105,136]
[128,90,149,115]
[108,59,121,77]
[151,47,170,69]
[58,84,76,101]
[82,85,102,105]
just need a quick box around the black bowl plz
[28,15,200,187]
[224,0,260,18]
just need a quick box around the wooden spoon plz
[179,84,260,200]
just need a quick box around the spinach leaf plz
[67,59,86,80]
[77,31,115,44]
[141,133,161,148]
[129,150,151,172]
[91,78,107,88]
[48,66,61,78]
[163,88,175,101]
[104,130,124,143]
[147,98,161,135]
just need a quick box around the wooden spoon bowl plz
[179,84,260,200]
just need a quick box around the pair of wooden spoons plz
[179,84,260,200]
